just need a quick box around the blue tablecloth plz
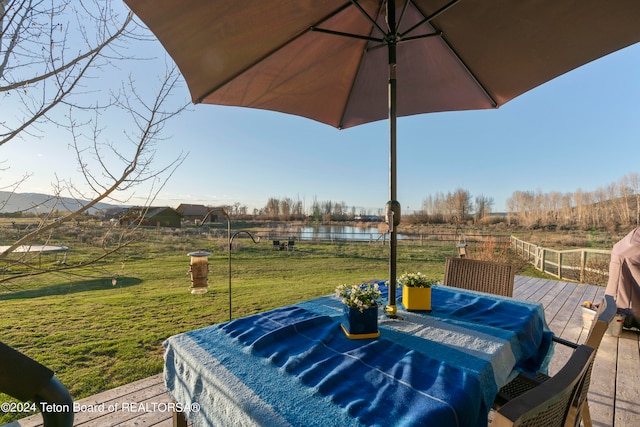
[164,284,553,427]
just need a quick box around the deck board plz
[615,331,640,426]
[6,375,173,427]
[7,276,639,426]
[591,334,617,427]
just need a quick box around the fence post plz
[558,252,562,279]
[580,250,587,283]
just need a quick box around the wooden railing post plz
[558,251,562,279]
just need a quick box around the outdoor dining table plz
[163,284,554,427]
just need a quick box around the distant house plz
[101,207,129,221]
[176,204,209,224]
[176,204,228,224]
[203,206,229,224]
[121,206,183,228]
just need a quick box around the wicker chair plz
[491,345,596,427]
[443,257,515,297]
[495,294,617,427]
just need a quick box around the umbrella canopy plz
[124,0,640,128]
[124,0,640,314]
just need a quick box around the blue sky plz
[4,22,640,215]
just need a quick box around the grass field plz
[0,222,584,423]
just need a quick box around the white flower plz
[335,282,382,313]
[399,272,438,288]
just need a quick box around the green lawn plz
[1,229,469,423]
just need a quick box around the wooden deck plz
[8,276,640,427]
[513,276,640,427]
[6,375,173,427]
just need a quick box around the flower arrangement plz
[399,272,438,288]
[335,283,382,313]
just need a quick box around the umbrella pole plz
[386,0,399,318]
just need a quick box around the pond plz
[292,225,405,241]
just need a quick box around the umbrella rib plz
[439,33,498,108]
[313,0,387,129]
[399,0,460,40]
[396,0,412,39]
[399,31,442,43]
[311,1,386,43]
[336,0,389,129]
[350,0,388,38]
[310,27,383,43]
[335,36,370,129]
[407,0,497,108]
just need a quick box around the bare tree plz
[1,0,188,283]
[422,192,448,220]
[474,194,494,220]
[581,191,595,229]
[617,175,632,226]
[506,190,536,227]
[559,192,574,226]
[291,199,304,218]
[322,200,333,216]
[280,197,293,220]
[442,188,471,221]
[629,172,640,226]
[264,197,280,218]
[573,188,585,227]
[592,187,609,228]
[311,197,321,219]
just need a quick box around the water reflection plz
[294,225,404,241]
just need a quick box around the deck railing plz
[510,235,611,284]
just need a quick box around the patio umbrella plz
[124,0,640,316]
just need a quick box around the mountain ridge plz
[0,191,123,214]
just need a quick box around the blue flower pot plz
[342,304,379,337]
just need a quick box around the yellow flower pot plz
[402,285,432,311]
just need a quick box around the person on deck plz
[605,227,640,330]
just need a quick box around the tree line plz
[259,197,352,221]
[420,189,494,223]
[229,172,640,231]
[416,173,640,229]
[505,172,640,230]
